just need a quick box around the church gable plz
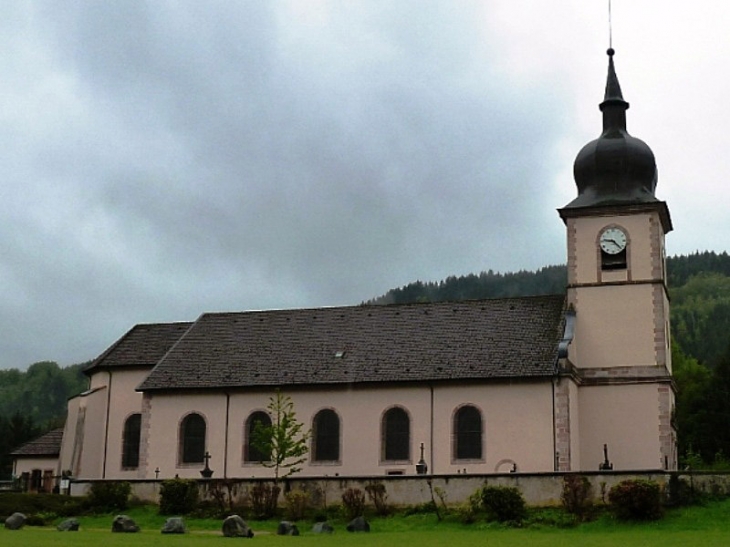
[138,294,566,392]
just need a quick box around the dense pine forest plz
[0,362,88,480]
[1,250,730,478]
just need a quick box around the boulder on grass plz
[112,515,140,533]
[222,515,254,538]
[277,521,300,536]
[346,516,370,533]
[4,513,26,530]
[161,517,186,534]
[57,518,80,531]
[312,521,334,534]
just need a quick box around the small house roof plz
[11,428,64,457]
[138,294,566,392]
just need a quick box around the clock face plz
[599,227,627,255]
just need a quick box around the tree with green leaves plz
[0,411,40,479]
[670,272,730,367]
[697,342,730,465]
[672,340,712,464]
[250,390,309,482]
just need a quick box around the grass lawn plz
[2,500,730,547]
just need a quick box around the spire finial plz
[608,0,613,51]
[602,47,626,106]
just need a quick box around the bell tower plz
[557,49,676,471]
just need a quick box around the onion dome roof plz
[563,49,658,209]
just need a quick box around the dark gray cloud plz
[5,1,694,369]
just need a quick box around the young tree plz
[250,390,309,482]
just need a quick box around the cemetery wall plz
[69,471,730,507]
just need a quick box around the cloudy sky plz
[1,1,728,370]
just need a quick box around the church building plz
[49,49,675,484]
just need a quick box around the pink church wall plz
[577,383,664,471]
[69,387,107,479]
[569,283,657,369]
[141,380,556,480]
[59,368,151,480]
[101,368,151,479]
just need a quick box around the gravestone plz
[277,521,300,536]
[111,515,140,533]
[312,521,334,534]
[222,515,254,538]
[346,516,370,532]
[4,513,26,530]
[57,518,80,531]
[161,517,186,534]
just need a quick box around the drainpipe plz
[102,370,113,479]
[224,392,230,479]
[554,307,576,472]
[429,383,434,474]
[552,378,557,472]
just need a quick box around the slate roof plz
[84,321,193,373]
[138,295,566,392]
[11,428,64,457]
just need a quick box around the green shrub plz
[0,493,85,518]
[25,513,48,526]
[341,487,366,520]
[402,501,437,516]
[667,474,697,506]
[87,481,131,512]
[480,485,527,524]
[561,475,593,520]
[285,488,309,520]
[159,478,199,515]
[249,483,280,519]
[448,488,484,524]
[526,507,579,529]
[204,479,239,517]
[365,482,390,516]
[608,479,662,520]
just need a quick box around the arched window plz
[244,411,272,462]
[312,409,340,462]
[453,405,483,460]
[179,413,206,464]
[121,413,142,469]
[382,407,410,461]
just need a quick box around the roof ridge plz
[196,293,567,319]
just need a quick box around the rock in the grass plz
[57,518,80,531]
[346,516,370,533]
[161,517,186,534]
[4,513,26,530]
[277,521,300,536]
[111,514,140,533]
[312,521,334,534]
[222,515,254,538]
